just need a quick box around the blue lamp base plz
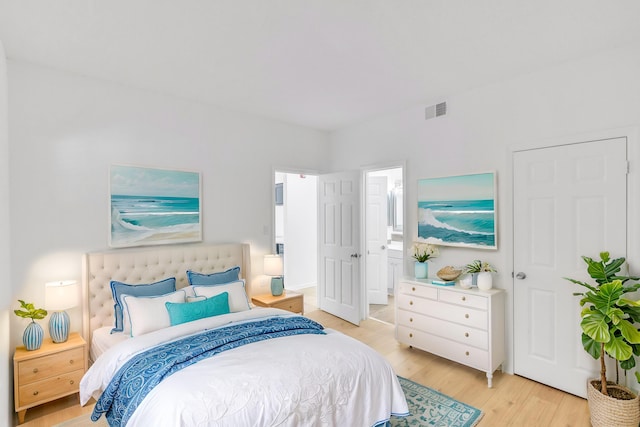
[270,277,284,296]
[49,311,70,343]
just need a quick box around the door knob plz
[381,245,386,250]
[515,272,527,280]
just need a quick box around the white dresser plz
[395,278,505,387]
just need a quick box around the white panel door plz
[366,176,388,305]
[513,138,627,397]
[318,171,361,325]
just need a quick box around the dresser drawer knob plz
[465,351,470,356]
[409,300,413,305]
[409,317,413,322]
[33,391,39,396]
[461,296,466,301]
[465,332,469,337]
[465,314,469,319]
[69,359,74,364]
[70,380,74,385]
[32,368,38,374]
[409,333,413,338]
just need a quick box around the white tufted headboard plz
[81,243,251,344]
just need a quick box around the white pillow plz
[193,280,250,313]
[180,285,197,298]
[122,290,186,337]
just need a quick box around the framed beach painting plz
[109,165,202,248]
[417,172,497,250]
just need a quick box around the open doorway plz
[365,167,403,324]
[274,171,318,313]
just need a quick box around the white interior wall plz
[329,43,640,374]
[7,61,331,353]
[0,38,12,427]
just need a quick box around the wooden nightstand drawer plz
[18,347,84,384]
[18,368,84,406]
[270,297,303,313]
[14,332,87,424]
[251,291,304,314]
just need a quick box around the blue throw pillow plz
[110,277,176,333]
[165,292,230,326]
[186,266,240,286]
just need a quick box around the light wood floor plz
[16,308,591,427]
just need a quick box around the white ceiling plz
[1,1,639,131]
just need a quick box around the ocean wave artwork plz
[417,173,497,249]
[110,165,202,247]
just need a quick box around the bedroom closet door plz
[318,171,362,325]
[513,138,628,398]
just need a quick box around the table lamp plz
[45,280,80,343]
[264,254,284,296]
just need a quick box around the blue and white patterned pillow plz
[110,277,176,333]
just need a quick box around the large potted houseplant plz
[14,300,48,351]
[565,252,640,427]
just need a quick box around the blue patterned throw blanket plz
[92,316,325,426]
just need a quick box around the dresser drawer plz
[398,281,438,300]
[18,347,84,384]
[439,289,488,310]
[397,326,489,371]
[397,293,488,329]
[18,368,83,407]
[397,309,488,350]
[270,297,303,313]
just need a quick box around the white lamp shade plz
[263,255,283,277]
[45,280,80,311]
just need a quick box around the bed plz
[79,243,408,426]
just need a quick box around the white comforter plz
[80,308,408,427]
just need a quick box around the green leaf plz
[581,313,611,343]
[620,356,637,370]
[582,333,601,360]
[590,281,624,312]
[616,319,640,344]
[564,277,597,292]
[604,334,633,361]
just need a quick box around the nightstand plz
[14,332,87,424]
[251,290,304,314]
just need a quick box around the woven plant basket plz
[587,380,640,427]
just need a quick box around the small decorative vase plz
[477,272,493,290]
[49,311,70,343]
[414,262,428,279]
[270,277,284,296]
[459,274,472,289]
[23,321,44,351]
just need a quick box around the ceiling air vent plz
[425,102,447,120]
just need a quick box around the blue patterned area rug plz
[390,376,484,427]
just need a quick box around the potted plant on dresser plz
[463,260,496,290]
[411,242,439,279]
[565,252,640,427]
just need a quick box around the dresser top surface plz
[401,277,505,295]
